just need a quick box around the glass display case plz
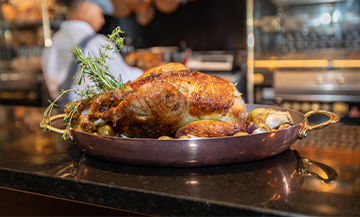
[0,0,66,106]
[247,0,360,125]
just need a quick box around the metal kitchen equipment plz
[248,0,360,125]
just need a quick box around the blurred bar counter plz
[0,105,359,216]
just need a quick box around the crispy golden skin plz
[65,99,93,119]
[131,69,248,124]
[108,63,248,138]
[175,120,247,138]
[134,62,189,82]
[72,63,248,138]
[65,88,124,120]
[112,81,188,138]
[87,88,124,119]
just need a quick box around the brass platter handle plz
[299,110,340,139]
[299,157,338,184]
[40,114,74,141]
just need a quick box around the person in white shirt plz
[41,0,143,108]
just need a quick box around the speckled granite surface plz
[0,105,359,216]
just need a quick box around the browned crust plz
[112,81,188,138]
[175,120,246,138]
[64,99,93,119]
[131,70,239,119]
[134,62,189,82]
[87,88,124,119]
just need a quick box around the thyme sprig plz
[41,26,126,140]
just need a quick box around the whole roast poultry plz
[66,63,248,138]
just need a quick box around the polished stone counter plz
[0,105,359,216]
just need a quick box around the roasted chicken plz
[67,62,249,138]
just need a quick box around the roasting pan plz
[41,104,339,167]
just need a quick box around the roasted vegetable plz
[98,124,114,136]
[252,108,293,130]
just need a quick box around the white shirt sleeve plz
[41,39,73,100]
[67,34,144,101]
[83,34,143,83]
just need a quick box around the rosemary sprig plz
[71,26,126,92]
[41,26,126,139]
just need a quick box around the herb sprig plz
[71,26,126,92]
[41,26,126,139]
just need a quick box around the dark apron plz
[58,34,96,110]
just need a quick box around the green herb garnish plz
[71,26,126,92]
[41,26,126,140]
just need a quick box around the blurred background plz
[0,0,359,125]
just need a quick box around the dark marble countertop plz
[0,105,359,216]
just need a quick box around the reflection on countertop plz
[0,105,359,216]
[72,149,305,207]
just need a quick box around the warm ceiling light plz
[45,39,52,47]
[247,33,254,47]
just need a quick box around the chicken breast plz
[133,62,189,82]
[109,65,248,138]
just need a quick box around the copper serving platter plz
[41,104,339,167]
